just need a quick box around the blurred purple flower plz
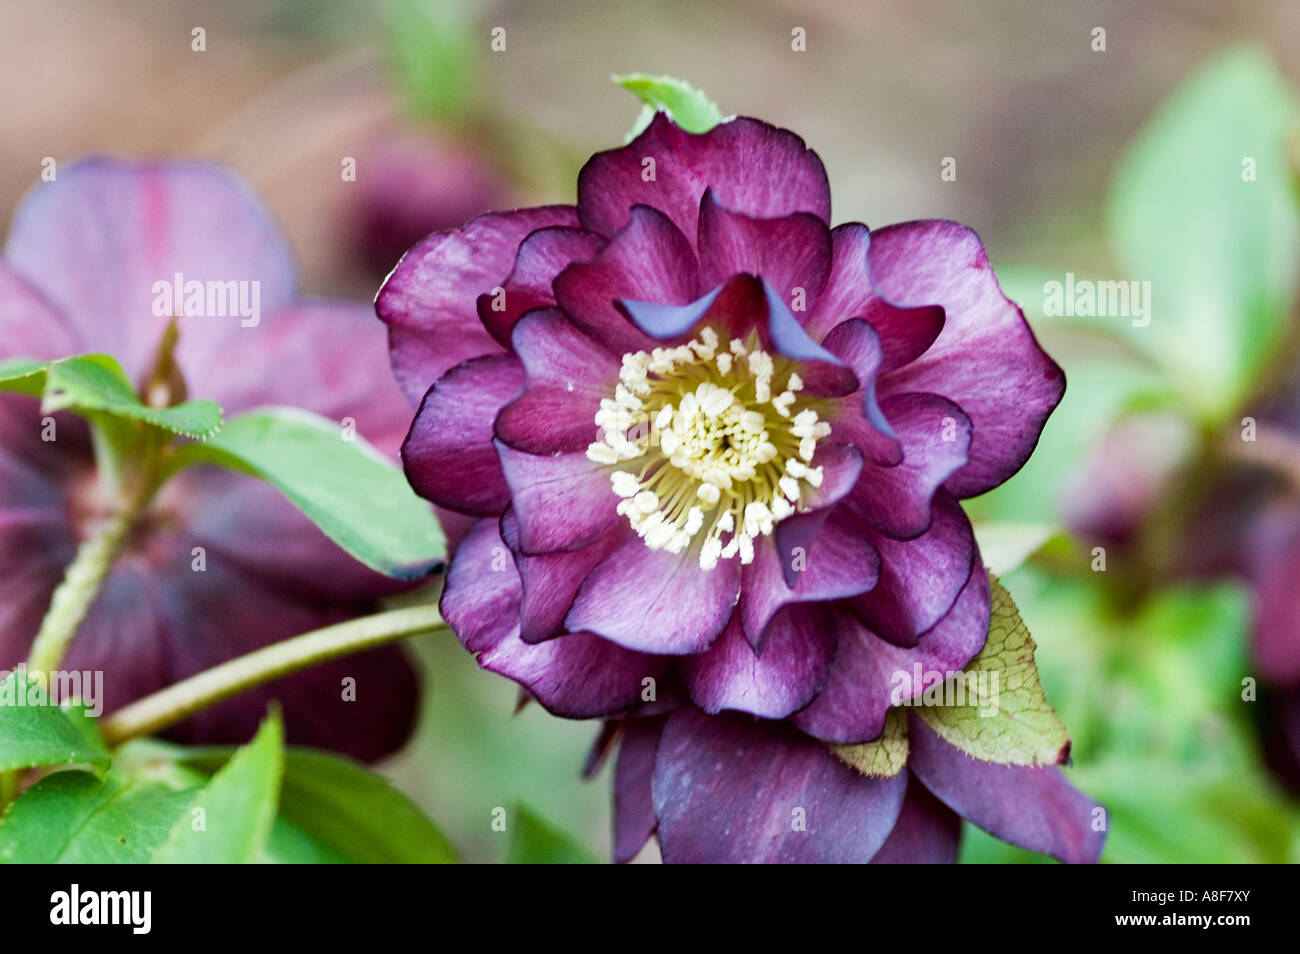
[381,113,1099,860]
[0,159,419,761]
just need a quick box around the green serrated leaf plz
[507,804,598,864]
[613,73,725,137]
[152,713,283,864]
[171,406,444,578]
[1108,45,1300,422]
[0,672,110,773]
[915,575,1071,766]
[42,354,222,439]
[180,746,457,863]
[830,708,908,778]
[0,771,195,863]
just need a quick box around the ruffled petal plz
[908,716,1106,864]
[566,533,740,655]
[377,205,578,404]
[495,309,619,455]
[683,605,834,719]
[402,354,523,516]
[476,226,605,346]
[851,491,977,646]
[794,559,989,744]
[496,441,622,553]
[869,221,1065,497]
[652,707,907,863]
[578,113,831,242]
[815,318,900,465]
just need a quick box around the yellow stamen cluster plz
[586,327,832,570]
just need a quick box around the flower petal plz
[496,440,622,553]
[578,113,830,241]
[476,226,605,346]
[869,775,963,864]
[566,533,740,655]
[869,221,1065,497]
[652,707,907,863]
[908,715,1106,864]
[402,354,523,516]
[377,205,578,404]
[683,605,834,719]
[851,491,977,646]
[495,308,619,455]
[613,717,666,863]
[794,558,989,744]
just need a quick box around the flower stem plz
[99,604,446,748]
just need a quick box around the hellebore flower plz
[381,113,1100,860]
[0,159,419,761]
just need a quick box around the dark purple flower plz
[0,159,419,761]
[381,113,1098,860]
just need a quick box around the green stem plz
[100,604,445,747]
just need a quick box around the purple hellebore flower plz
[0,159,420,762]
[380,113,1101,861]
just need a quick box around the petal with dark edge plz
[613,717,666,863]
[554,205,700,357]
[441,519,667,718]
[495,440,622,553]
[869,221,1065,498]
[794,559,989,744]
[683,605,834,719]
[869,774,963,864]
[495,309,619,456]
[653,707,906,863]
[852,392,971,540]
[476,226,606,346]
[696,190,831,308]
[578,113,831,242]
[908,715,1105,864]
[851,491,977,647]
[376,205,578,404]
[566,533,740,655]
[402,354,523,516]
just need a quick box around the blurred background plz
[6,0,1300,862]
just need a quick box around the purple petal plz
[869,775,963,863]
[803,224,945,366]
[495,309,619,455]
[853,392,972,540]
[578,113,831,242]
[851,491,977,646]
[495,441,622,553]
[566,534,740,655]
[554,205,700,356]
[869,221,1065,497]
[653,707,906,863]
[402,354,523,516]
[376,205,578,404]
[6,160,297,385]
[441,519,667,717]
[794,559,989,744]
[613,717,666,863]
[683,605,834,719]
[696,190,831,308]
[815,318,900,466]
[477,226,605,346]
[908,716,1106,864]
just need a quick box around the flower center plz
[586,327,831,570]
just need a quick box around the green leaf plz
[0,357,46,396]
[0,771,194,863]
[180,747,457,863]
[971,521,1056,576]
[152,713,283,864]
[507,804,598,864]
[830,708,908,778]
[42,354,222,439]
[915,575,1071,766]
[613,73,725,138]
[1108,45,1300,421]
[0,672,110,773]
[386,0,480,123]
[172,406,444,578]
